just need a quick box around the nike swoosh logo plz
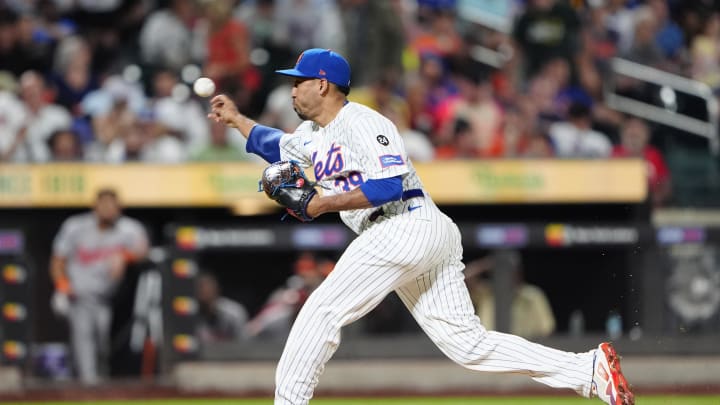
[408,205,422,212]
[303,140,312,146]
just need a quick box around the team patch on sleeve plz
[379,154,404,168]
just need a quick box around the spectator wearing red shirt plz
[612,117,671,207]
[203,0,260,112]
[434,117,482,159]
[435,64,504,157]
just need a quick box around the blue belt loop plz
[401,189,424,201]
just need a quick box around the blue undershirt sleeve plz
[245,124,283,163]
[359,176,403,207]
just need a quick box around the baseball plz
[193,77,216,97]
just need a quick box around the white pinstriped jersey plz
[279,102,427,234]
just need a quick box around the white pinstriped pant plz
[275,207,595,404]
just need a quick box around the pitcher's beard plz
[294,107,309,121]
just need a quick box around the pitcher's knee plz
[436,324,492,367]
[293,303,344,342]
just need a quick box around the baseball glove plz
[260,160,317,222]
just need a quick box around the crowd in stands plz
[3,0,716,205]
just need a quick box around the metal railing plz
[605,57,720,155]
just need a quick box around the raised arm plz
[208,94,284,163]
[208,94,257,137]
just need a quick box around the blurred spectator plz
[612,117,671,207]
[150,69,209,153]
[523,133,556,158]
[434,117,481,159]
[381,102,436,163]
[110,119,147,163]
[410,3,463,58]
[496,107,530,158]
[466,251,556,339]
[647,0,684,61]
[576,32,607,102]
[191,120,249,162]
[233,0,296,97]
[496,106,554,158]
[139,0,203,72]
[0,8,53,77]
[82,74,147,119]
[620,6,666,69]
[89,113,184,164]
[50,188,149,385]
[582,3,618,75]
[0,85,27,162]
[51,35,99,115]
[47,129,83,162]
[403,71,433,135]
[245,252,333,341]
[512,0,581,81]
[415,52,460,134]
[68,0,150,75]
[689,13,720,89]
[15,10,55,74]
[85,79,140,163]
[548,102,612,158]
[203,0,260,113]
[258,83,303,133]
[435,65,504,156]
[341,0,405,87]
[604,0,637,55]
[85,114,132,163]
[10,70,73,163]
[676,1,709,45]
[349,72,410,125]
[0,9,22,76]
[612,5,679,109]
[234,0,277,49]
[525,72,564,131]
[196,271,249,343]
[541,58,593,118]
[138,110,187,164]
[272,0,345,55]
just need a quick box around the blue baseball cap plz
[275,48,351,88]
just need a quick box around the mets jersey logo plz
[311,143,365,191]
[312,143,344,181]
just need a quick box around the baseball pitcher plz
[210,48,634,405]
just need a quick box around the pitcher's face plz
[291,77,324,121]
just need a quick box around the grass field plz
[10,396,720,405]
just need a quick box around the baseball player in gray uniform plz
[50,188,149,385]
[210,48,634,405]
